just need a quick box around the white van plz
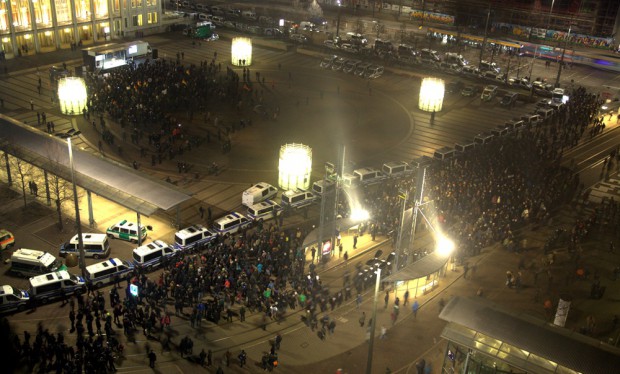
[29,270,86,304]
[247,200,282,222]
[382,161,413,178]
[106,220,148,243]
[60,233,110,259]
[0,284,30,314]
[212,212,252,236]
[433,147,456,161]
[242,10,256,20]
[454,141,476,154]
[281,190,318,209]
[173,224,218,251]
[474,132,495,145]
[353,167,387,185]
[86,258,134,288]
[132,240,177,270]
[341,173,360,189]
[10,249,63,277]
[312,179,336,196]
[536,108,555,121]
[242,182,278,207]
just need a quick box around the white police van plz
[246,200,283,222]
[85,258,134,288]
[242,182,278,207]
[213,212,252,236]
[60,233,110,259]
[10,248,63,277]
[173,224,218,251]
[382,161,413,178]
[29,270,86,304]
[311,179,336,196]
[132,240,177,271]
[281,190,318,209]
[0,285,30,314]
[353,167,387,186]
[106,220,148,243]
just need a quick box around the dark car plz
[446,81,464,94]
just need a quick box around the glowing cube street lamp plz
[418,77,445,112]
[57,77,87,115]
[278,143,312,191]
[231,37,252,66]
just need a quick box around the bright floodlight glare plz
[231,37,252,66]
[436,236,455,257]
[278,143,312,191]
[419,77,445,112]
[351,208,370,221]
[58,77,87,115]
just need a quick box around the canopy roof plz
[0,115,191,216]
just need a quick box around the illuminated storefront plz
[439,297,620,374]
[0,0,161,58]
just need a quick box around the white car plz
[341,44,359,53]
[290,34,308,44]
[324,40,339,50]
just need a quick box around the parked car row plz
[320,55,384,79]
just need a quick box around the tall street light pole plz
[546,0,555,32]
[555,24,572,88]
[60,133,86,277]
[365,267,381,374]
[479,1,492,69]
[336,0,342,38]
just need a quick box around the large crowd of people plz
[2,53,616,372]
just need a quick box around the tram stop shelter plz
[0,115,192,227]
[438,296,620,374]
[381,251,449,298]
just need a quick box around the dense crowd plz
[2,63,613,372]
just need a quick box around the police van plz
[0,284,30,314]
[213,212,252,236]
[341,173,360,189]
[281,190,317,209]
[353,167,387,186]
[174,224,218,251]
[247,200,283,222]
[132,240,177,270]
[242,182,278,207]
[106,220,148,243]
[312,179,336,196]
[10,249,63,277]
[29,270,86,304]
[85,258,134,288]
[382,161,413,178]
[60,233,110,259]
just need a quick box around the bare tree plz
[45,144,80,232]
[6,148,34,208]
[355,19,366,35]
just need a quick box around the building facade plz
[0,0,162,59]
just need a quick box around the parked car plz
[290,34,308,44]
[324,39,339,50]
[341,44,359,53]
[461,85,477,97]
[320,55,338,69]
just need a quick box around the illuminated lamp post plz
[278,143,312,191]
[419,77,444,124]
[231,37,252,66]
[57,77,87,115]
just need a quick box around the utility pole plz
[365,267,381,374]
[394,190,408,275]
[479,1,492,68]
[555,25,572,88]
